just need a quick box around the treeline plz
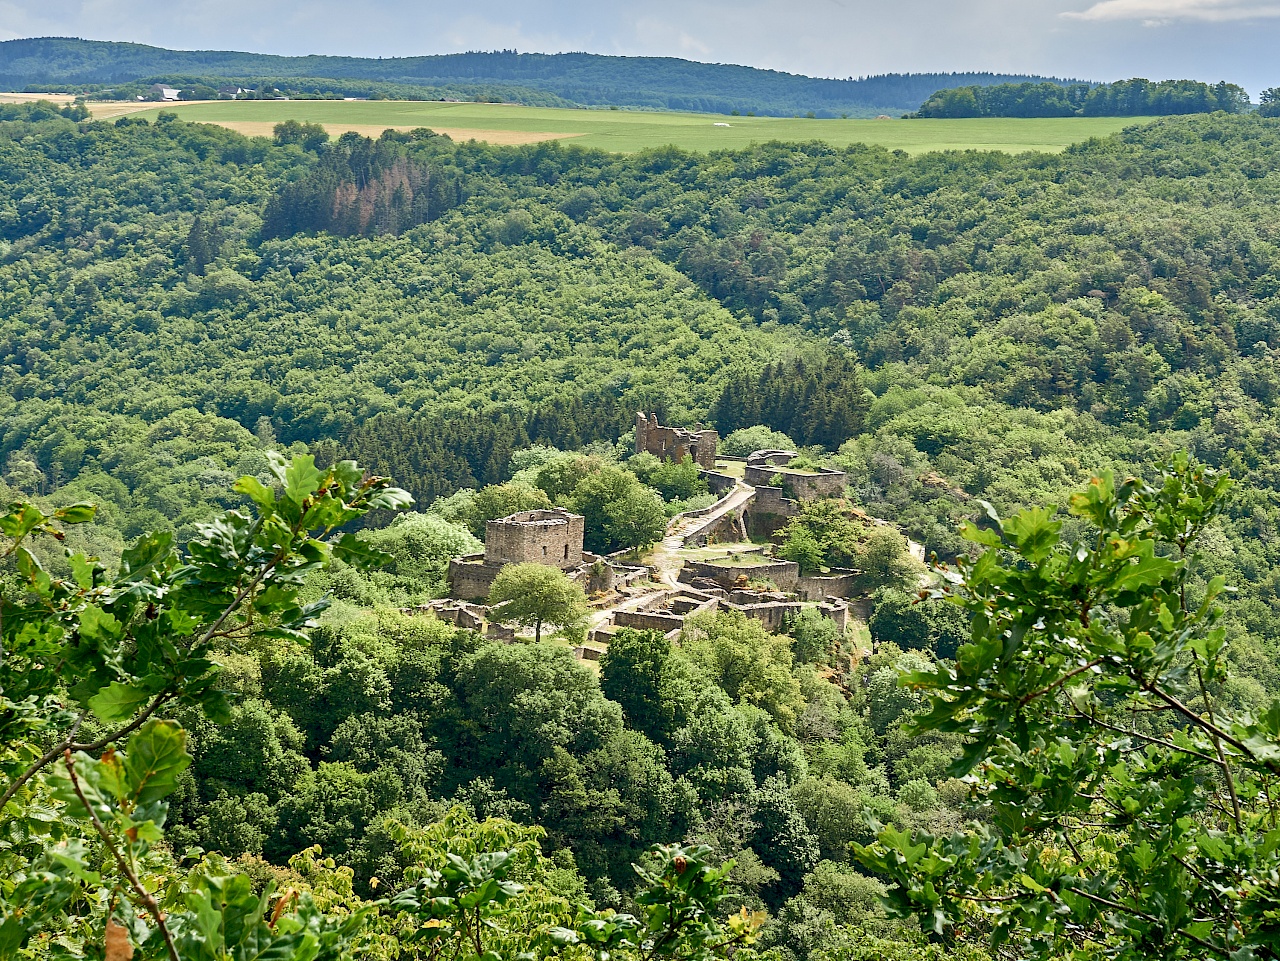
[344,356,870,505]
[48,74,575,107]
[346,395,631,505]
[0,98,87,122]
[714,353,869,450]
[261,129,466,237]
[913,77,1250,118]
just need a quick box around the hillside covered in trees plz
[913,76,1251,118]
[6,102,1280,959]
[1,37,1084,116]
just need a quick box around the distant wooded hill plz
[913,78,1250,118]
[0,37,1087,117]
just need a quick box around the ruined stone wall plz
[635,412,718,469]
[614,610,688,633]
[422,600,488,632]
[723,598,851,634]
[484,509,584,569]
[448,558,502,602]
[783,471,848,500]
[746,450,796,469]
[700,469,739,496]
[745,486,797,539]
[743,465,847,500]
[681,557,800,593]
[743,451,847,502]
[795,573,860,601]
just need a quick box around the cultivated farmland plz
[111,98,1152,153]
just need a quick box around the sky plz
[1,0,1277,95]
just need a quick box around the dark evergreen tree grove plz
[714,352,868,449]
[261,131,464,239]
[183,214,220,274]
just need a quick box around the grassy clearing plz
[1,92,76,105]
[847,618,872,653]
[108,98,1151,154]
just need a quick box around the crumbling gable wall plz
[635,412,718,470]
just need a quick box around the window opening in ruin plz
[543,546,548,557]
[564,544,569,559]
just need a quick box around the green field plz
[121,99,1152,154]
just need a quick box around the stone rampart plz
[795,572,860,601]
[699,469,739,496]
[448,555,503,602]
[680,557,800,593]
[743,450,846,502]
[722,598,851,633]
[615,610,688,633]
[744,465,847,501]
[744,486,798,539]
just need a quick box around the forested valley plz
[6,101,1280,960]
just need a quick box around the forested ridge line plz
[1,37,1085,116]
[912,76,1252,118]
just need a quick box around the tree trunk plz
[535,617,542,644]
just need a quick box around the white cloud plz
[1065,0,1280,22]
[632,18,712,58]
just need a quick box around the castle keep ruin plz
[448,508,646,602]
[635,412,718,470]
[484,509,584,569]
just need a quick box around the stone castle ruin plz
[447,508,645,602]
[436,429,890,661]
[484,509,585,569]
[635,412,718,470]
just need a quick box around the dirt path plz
[648,483,751,586]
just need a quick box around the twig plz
[1065,886,1229,958]
[1069,712,1225,767]
[1,691,174,813]
[1019,659,1104,706]
[1062,830,1085,865]
[64,750,181,961]
[71,693,173,753]
[0,711,86,811]
[1170,853,1236,923]
[1195,660,1242,830]
[1141,683,1257,762]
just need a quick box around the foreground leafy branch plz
[0,454,760,961]
[853,454,1280,960]
[0,454,411,959]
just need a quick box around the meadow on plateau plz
[115,97,1151,153]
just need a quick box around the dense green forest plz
[913,77,1251,118]
[0,38,1082,116]
[7,101,1280,959]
